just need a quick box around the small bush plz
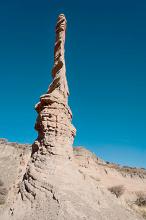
[135,192,146,207]
[108,185,125,198]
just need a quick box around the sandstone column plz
[33,13,76,157]
[20,14,76,202]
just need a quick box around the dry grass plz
[129,192,146,219]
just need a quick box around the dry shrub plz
[108,185,125,198]
[135,192,146,207]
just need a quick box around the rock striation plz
[32,13,76,158]
[19,13,76,203]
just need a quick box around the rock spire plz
[33,13,76,157]
[48,14,69,99]
[20,14,76,201]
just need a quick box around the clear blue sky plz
[0,0,146,168]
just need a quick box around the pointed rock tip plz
[58,14,67,21]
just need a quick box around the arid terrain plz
[0,139,146,219]
[0,14,146,220]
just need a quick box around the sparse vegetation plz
[108,185,125,198]
[135,192,146,207]
[102,162,146,178]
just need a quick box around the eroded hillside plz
[0,140,146,219]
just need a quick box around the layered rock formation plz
[19,14,76,203]
[33,13,76,157]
